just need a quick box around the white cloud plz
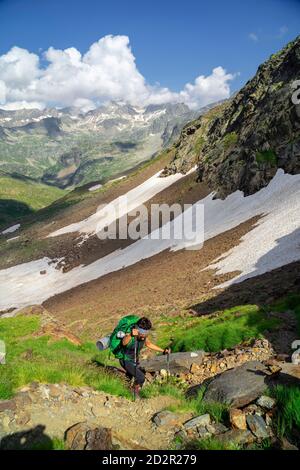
[249,32,259,42]
[0,35,235,111]
[179,67,235,109]
[0,80,6,104]
[0,100,44,111]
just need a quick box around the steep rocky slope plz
[165,36,300,198]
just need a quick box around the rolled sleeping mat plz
[96,336,111,351]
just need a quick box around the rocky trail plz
[1,340,299,450]
[0,382,190,450]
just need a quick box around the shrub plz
[223,132,238,150]
[256,150,277,166]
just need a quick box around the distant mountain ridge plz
[0,102,198,188]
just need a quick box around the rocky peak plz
[165,35,300,198]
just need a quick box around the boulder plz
[246,415,269,439]
[85,428,113,451]
[217,429,255,446]
[152,411,180,427]
[206,422,228,435]
[183,414,211,430]
[198,361,272,407]
[140,351,205,374]
[229,409,247,430]
[256,395,276,410]
[197,426,212,439]
[65,422,112,450]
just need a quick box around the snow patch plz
[6,236,20,242]
[48,169,195,238]
[1,224,21,235]
[88,184,102,192]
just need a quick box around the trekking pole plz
[133,336,138,402]
[167,351,170,383]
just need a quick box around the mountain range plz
[0,102,198,188]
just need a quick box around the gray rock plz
[206,422,228,435]
[140,351,205,374]
[246,414,269,439]
[199,361,271,407]
[256,395,276,410]
[152,410,180,427]
[184,414,211,430]
[217,429,255,446]
[197,426,212,439]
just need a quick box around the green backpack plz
[109,315,139,359]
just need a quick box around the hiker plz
[120,317,170,398]
[98,315,170,398]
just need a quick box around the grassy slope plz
[0,172,66,228]
[156,304,281,353]
[0,315,130,401]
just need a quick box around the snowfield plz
[48,169,196,238]
[0,170,299,311]
[1,224,21,235]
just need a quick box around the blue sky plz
[0,0,299,110]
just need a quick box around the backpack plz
[109,315,139,359]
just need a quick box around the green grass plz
[272,294,300,334]
[141,380,187,400]
[246,439,272,450]
[270,385,300,440]
[0,315,130,400]
[178,437,240,451]
[168,387,229,423]
[222,132,238,150]
[28,437,65,451]
[142,381,229,424]
[194,136,205,155]
[0,172,66,227]
[255,150,278,166]
[157,304,281,353]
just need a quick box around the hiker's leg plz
[134,365,145,386]
[122,360,145,386]
[119,359,132,381]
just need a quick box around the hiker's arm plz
[145,338,166,353]
[122,334,132,346]
[122,328,139,346]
